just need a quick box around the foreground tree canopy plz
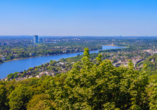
[1,48,157,110]
[47,48,150,110]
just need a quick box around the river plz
[0,46,125,79]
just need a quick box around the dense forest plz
[1,48,157,110]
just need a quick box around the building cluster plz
[113,57,143,69]
[33,35,43,43]
[0,38,32,46]
[0,55,6,61]
[108,49,157,69]
[0,42,9,46]
[143,49,157,55]
[36,71,55,78]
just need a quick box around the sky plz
[0,0,157,36]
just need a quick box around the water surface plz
[0,46,125,79]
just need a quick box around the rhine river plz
[0,46,125,79]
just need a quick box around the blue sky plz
[0,0,157,36]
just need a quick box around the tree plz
[0,58,3,63]
[9,85,32,110]
[0,84,8,110]
[112,57,118,63]
[28,67,34,71]
[27,94,51,110]
[81,47,93,70]
[47,48,149,109]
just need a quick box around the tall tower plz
[34,35,38,43]
[39,38,43,43]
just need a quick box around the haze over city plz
[0,0,157,36]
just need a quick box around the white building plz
[1,57,6,61]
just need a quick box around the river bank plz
[3,48,102,63]
[0,46,125,79]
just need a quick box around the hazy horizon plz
[1,35,157,38]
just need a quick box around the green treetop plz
[47,48,149,109]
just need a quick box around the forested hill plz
[1,48,157,110]
[143,54,157,75]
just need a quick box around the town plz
[1,36,157,81]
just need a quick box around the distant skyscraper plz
[39,38,43,43]
[34,35,38,43]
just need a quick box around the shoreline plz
[1,45,127,63]
[104,45,126,48]
[105,45,116,46]
[0,45,126,80]
[3,48,103,63]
